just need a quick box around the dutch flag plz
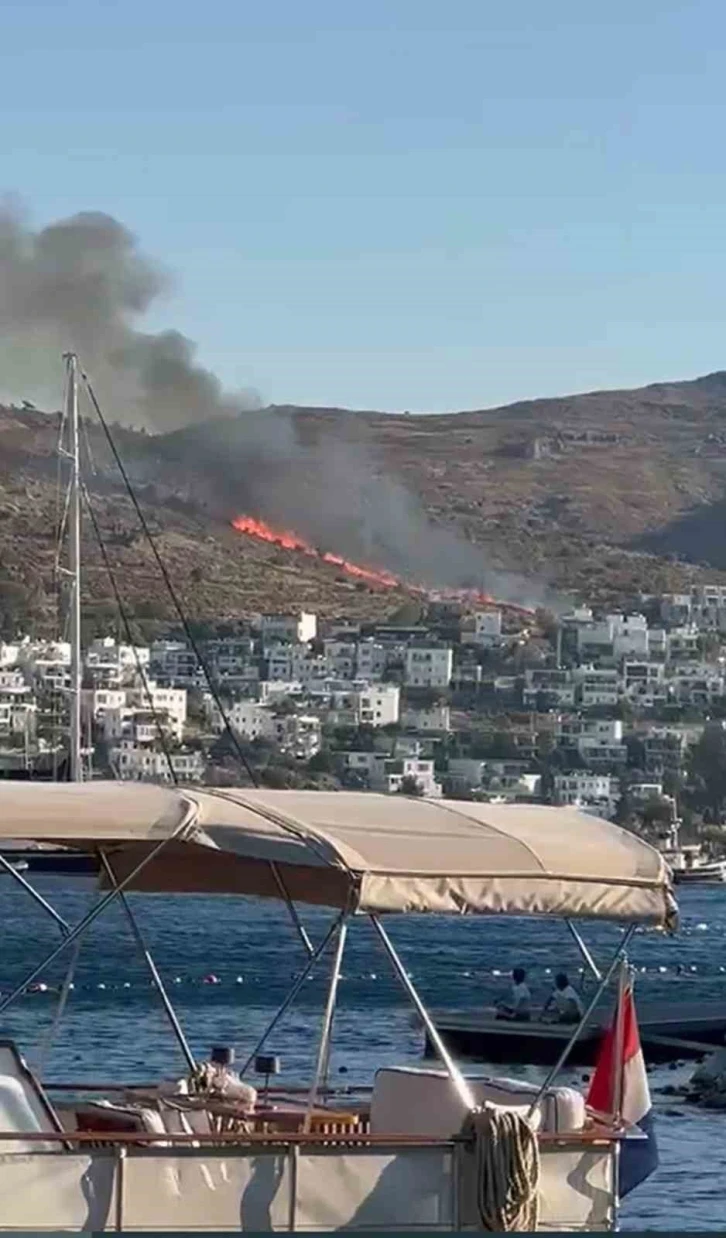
[586,980,658,1197]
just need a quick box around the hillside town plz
[2,583,726,851]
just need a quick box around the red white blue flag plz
[586,981,658,1197]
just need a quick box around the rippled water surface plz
[0,876,724,1229]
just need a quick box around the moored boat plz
[0,783,675,1231]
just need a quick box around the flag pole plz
[612,957,629,1127]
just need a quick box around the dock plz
[427,1000,726,1066]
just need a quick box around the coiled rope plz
[461,1106,540,1232]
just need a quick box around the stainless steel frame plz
[565,918,603,981]
[99,852,196,1073]
[270,861,314,958]
[369,914,476,1112]
[304,916,348,1127]
[240,912,345,1077]
[0,854,70,935]
[0,830,193,1018]
[526,923,636,1118]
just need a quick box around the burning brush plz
[231,514,535,618]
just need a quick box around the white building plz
[692,585,726,630]
[83,687,128,724]
[0,670,36,739]
[575,666,621,707]
[666,664,725,707]
[523,668,576,707]
[401,703,451,733]
[202,638,257,686]
[150,641,201,687]
[227,701,276,741]
[667,626,701,661]
[128,683,187,741]
[344,750,441,797]
[472,610,502,647]
[89,682,187,743]
[111,742,204,783]
[553,773,619,816]
[85,637,150,686]
[355,684,400,727]
[355,641,387,681]
[272,713,322,759]
[574,719,627,767]
[17,641,71,691]
[323,641,357,679]
[404,646,453,689]
[622,661,667,706]
[575,613,650,662]
[266,644,327,685]
[259,612,317,644]
[612,614,649,660]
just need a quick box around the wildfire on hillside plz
[231,513,535,617]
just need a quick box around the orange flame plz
[231,513,535,616]
[231,515,400,589]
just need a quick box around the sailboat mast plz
[65,352,82,782]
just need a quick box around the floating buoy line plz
[2,959,719,998]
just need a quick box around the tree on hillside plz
[688,724,726,820]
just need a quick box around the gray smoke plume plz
[0,197,558,608]
[0,197,261,428]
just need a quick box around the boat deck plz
[428,1000,726,1066]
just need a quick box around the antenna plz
[63,352,82,782]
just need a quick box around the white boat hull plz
[0,1138,616,1231]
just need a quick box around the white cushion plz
[370,1067,542,1138]
[0,1044,59,1152]
[369,1067,585,1138]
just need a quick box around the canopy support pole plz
[240,912,344,1077]
[0,855,70,936]
[0,833,190,1018]
[526,923,636,1119]
[269,862,314,958]
[99,852,196,1073]
[566,919,603,981]
[369,914,476,1113]
[304,915,348,1129]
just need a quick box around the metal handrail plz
[0,1127,619,1146]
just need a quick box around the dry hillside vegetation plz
[3,370,726,633]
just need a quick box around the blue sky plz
[2,0,726,411]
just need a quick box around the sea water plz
[0,876,723,1230]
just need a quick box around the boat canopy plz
[0,783,677,927]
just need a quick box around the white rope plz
[462,1106,540,1232]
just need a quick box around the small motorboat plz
[673,858,726,885]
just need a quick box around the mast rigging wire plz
[81,481,179,785]
[79,371,258,787]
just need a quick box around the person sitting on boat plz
[542,972,585,1024]
[495,967,531,1021]
[188,1046,258,1111]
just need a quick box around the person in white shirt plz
[543,972,585,1024]
[495,967,531,1021]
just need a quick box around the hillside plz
[3,371,726,634]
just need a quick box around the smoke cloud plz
[0,198,260,428]
[0,197,557,608]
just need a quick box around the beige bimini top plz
[0,783,677,928]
